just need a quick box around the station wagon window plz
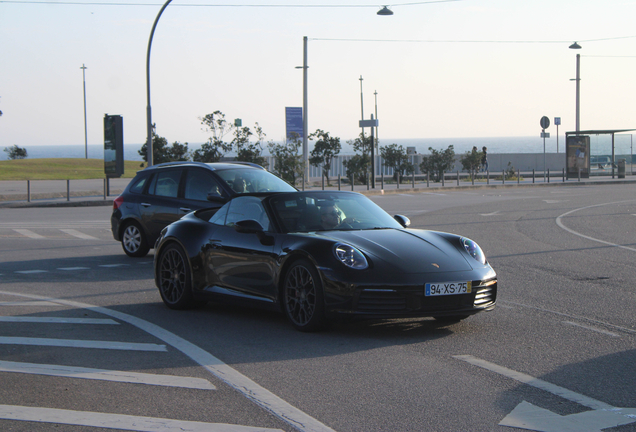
[184,169,224,201]
[129,176,149,194]
[148,170,181,198]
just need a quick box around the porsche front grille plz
[473,280,496,307]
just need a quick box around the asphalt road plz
[0,183,635,431]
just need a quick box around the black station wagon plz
[111,161,296,257]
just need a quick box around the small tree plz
[166,141,191,161]
[309,129,341,186]
[268,133,304,187]
[380,143,413,183]
[234,123,267,167]
[420,145,455,182]
[342,133,373,184]
[4,145,28,160]
[193,111,234,162]
[138,126,173,165]
[460,147,483,178]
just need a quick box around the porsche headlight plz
[334,244,368,269]
[462,237,486,265]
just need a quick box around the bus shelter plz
[565,129,636,179]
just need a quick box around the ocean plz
[4,135,634,161]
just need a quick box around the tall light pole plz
[146,0,173,167]
[302,36,308,184]
[569,42,582,134]
[80,64,88,159]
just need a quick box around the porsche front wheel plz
[283,260,326,332]
[157,243,196,310]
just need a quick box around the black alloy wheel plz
[283,259,326,332]
[157,243,196,309]
[121,222,150,257]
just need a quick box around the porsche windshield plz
[270,192,404,233]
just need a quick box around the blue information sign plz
[285,107,303,141]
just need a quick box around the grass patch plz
[0,159,143,180]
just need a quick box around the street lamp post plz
[146,0,173,167]
[302,36,308,185]
[569,42,582,134]
[80,64,88,159]
[295,37,309,186]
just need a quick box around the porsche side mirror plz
[234,219,274,246]
[234,219,264,234]
[394,215,411,228]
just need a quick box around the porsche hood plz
[321,229,475,274]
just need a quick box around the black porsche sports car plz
[154,190,497,331]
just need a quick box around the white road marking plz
[0,301,63,307]
[556,200,636,252]
[480,210,500,216]
[453,355,613,410]
[12,229,45,239]
[453,355,636,432]
[0,336,167,352]
[0,316,118,324]
[0,405,283,432]
[99,264,129,268]
[0,222,109,228]
[0,360,215,390]
[563,321,620,337]
[543,200,562,204]
[59,229,99,240]
[57,267,90,271]
[0,290,337,432]
[14,270,47,274]
[501,300,636,335]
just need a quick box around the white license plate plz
[425,281,471,296]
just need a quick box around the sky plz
[1,0,636,151]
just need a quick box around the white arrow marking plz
[453,355,636,432]
[500,401,636,432]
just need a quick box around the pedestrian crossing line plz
[59,229,99,240]
[12,229,45,239]
[57,267,90,271]
[0,316,118,324]
[14,270,48,274]
[0,405,282,432]
[0,361,215,390]
[0,337,167,352]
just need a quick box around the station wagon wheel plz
[157,243,196,310]
[121,221,150,257]
[283,259,326,332]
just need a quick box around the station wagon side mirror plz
[394,215,411,228]
[207,194,228,203]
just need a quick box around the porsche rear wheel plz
[121,222,150,257]
[283,259,326,332]
[157,243,196,310]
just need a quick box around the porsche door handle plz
[179,207,192,213]
[141,203,151,208]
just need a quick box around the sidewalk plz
[0,174,635,208]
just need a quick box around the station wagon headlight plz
[334,244,368,269]
[462,237,486,265]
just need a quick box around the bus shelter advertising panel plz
[566,135,590,179]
